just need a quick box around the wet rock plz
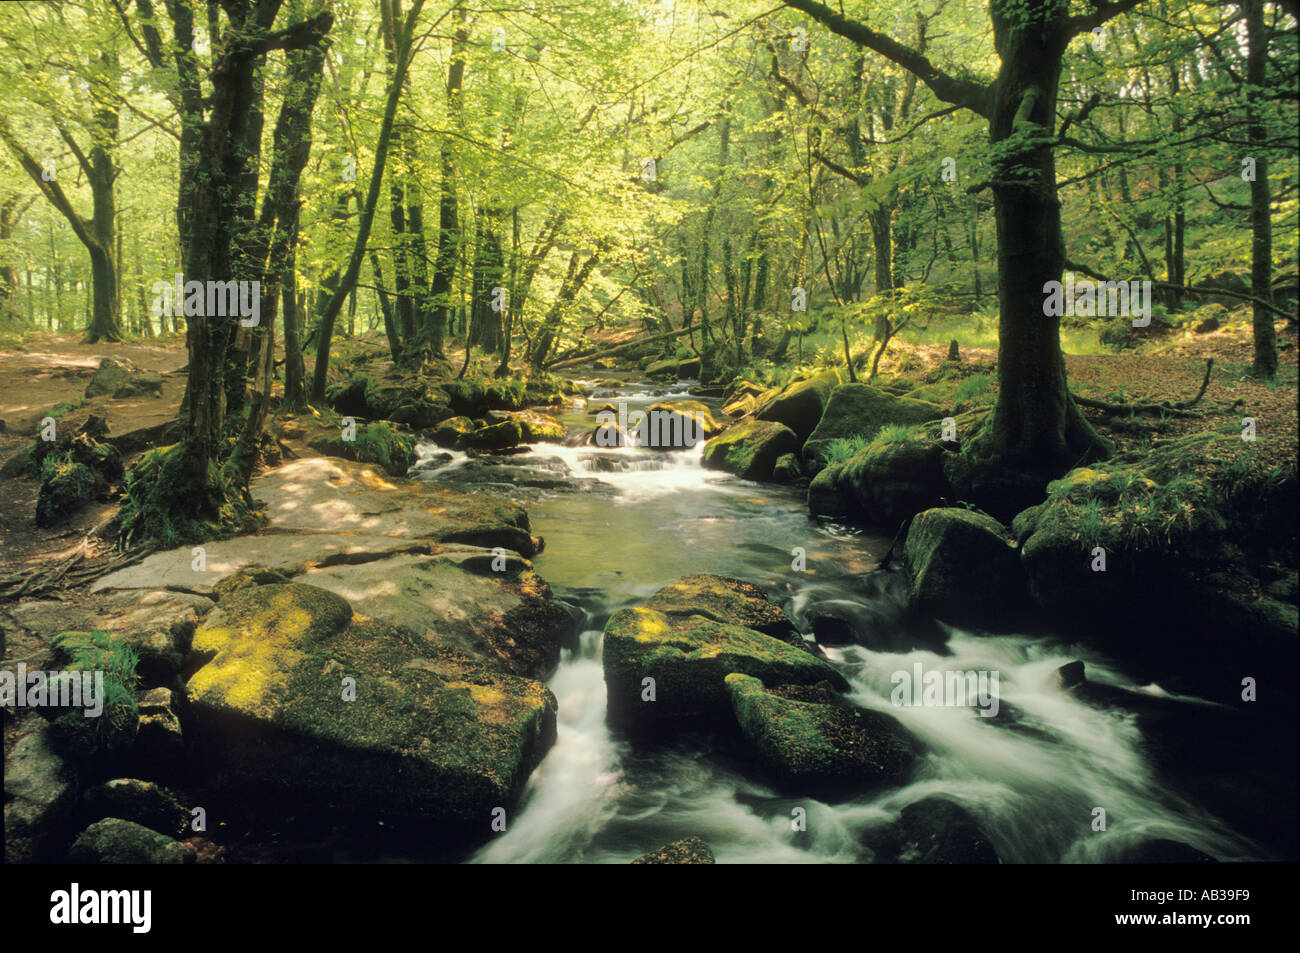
[903,507,1027,631]
[1054,660,1086,690]
[3,720,79,863]
[603,600,846,733]
[702,418,800,482]
[641,574,802,647]
[123,687,186,778]
[632,837,716,864]
[811,612,857,645]
[870,797,999,864]
[726,675,918,796]
[68,818,195,864]
[803,384,943,475]
[184,583,558,827]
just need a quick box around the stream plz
[410,380,1265,864]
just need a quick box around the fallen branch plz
[547,324,697,370]
[1072,358,1213,417]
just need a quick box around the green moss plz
[35,452,100,527]
[46,630,140,758]
[725,673,916,792]
[311,421,416,476]
[186,583,557,822]
[602,606,845,730]
[701,418,799,481]
[115,441,263,549]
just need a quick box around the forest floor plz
[1,316,1295,594]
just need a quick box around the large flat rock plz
[252,457,539,554]
[300,551,574,678]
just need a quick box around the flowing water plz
[412,381,1268,864]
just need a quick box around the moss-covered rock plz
[184,583,558,826]
[1011,430,1297,694]
[721,380,766,418]
[632,837,716,864]
[702,419,800,482]
[754,370,842,442]
[489,409,565,442]
[803,383,944,474]
[903,508,1027,630]
[82,779,187,836]
[460,418,524,451]
[84,357,139,399]
[603,603,845,733]
[772,453,801,484]
[310,420,416,477]
[809,428,949,529]
[432,415,476,448]
[726,675,917,795]
[36,453,101,527]
[67,818,195,864]
[44,630,140,759]
[641,574,804,648]
[3,721,78,863]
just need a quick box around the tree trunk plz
[1244,0,1277,379]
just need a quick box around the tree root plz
[1072,358,1213,418]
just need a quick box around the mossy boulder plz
[903,508,1027,630]
[721,381,766,418]
[32,425,123,527]
[326,374,378,418]
[432,415,476,448]
[67,818,194,864]
[632,837,716,864]
[772,453,801,484]
[803,383,944,474]
[184,583,558,826]
[753,370,842,443]
[641,574,804,649]
[809,430,949,529]
[43,630,140,759]
[1011,430,1297,693]
[84,357,139,399]
[460,418,524,451]
[82,779,188,836]
[370,383,454,430]
[603,604,845,733]
[702,419,800,482]
[3,721,78,863]
[36,453,102,527]
[726,675,918,796]
[310,420,416,477]
[441,377,542,415]
[488,409,565,443]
